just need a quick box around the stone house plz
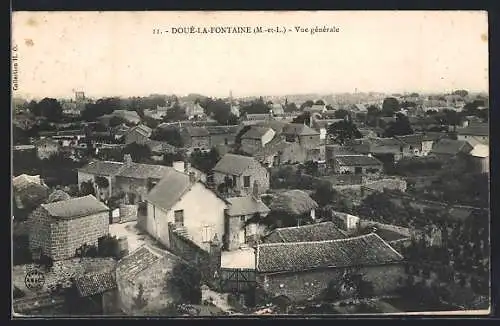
[78,160,127,200]
[333,154,383,175]
[115,245,186,314]
[224,195,270,251]
[282,124,321,150]
[123,124,153,145]
[261,222,347,244]
[181,126,211,150]
[255,233,405,303]
[213,154,270,196]
[205,125,240,147]
[13,174,50,211]
[253,138,307,167]
[28,195,109,261]
[466,144,489,173]
[34,138,60,160]
[240,126,276,155]
[394,134,434,156]
[143,169,228,250]
[350,137,412,163]
[73,270,119,315]
[172,161,207,183]
[185,102,205,119]
[429,139,474,161]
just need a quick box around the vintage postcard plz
[11,11,490,317]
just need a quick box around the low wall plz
[359,219,411,238]
[119,204,137,223]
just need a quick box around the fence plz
[218,268,256,293]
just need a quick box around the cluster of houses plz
[12,94,489,315]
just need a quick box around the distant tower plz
[75,91,85,102]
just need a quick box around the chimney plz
[123,154,133,165]
[188,172,196,184]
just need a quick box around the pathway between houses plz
[109,221,165,253]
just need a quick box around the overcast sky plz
[12,11,488,99]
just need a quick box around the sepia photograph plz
[11,11,490,317]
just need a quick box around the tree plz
[315,100,325,105]
[366,105,381,127]
[94,176,110,188]
[312,182,335,207]
[327,120,362,145]
[300,100,314,111]
[163,103,187,122]
[27,100,40,116]
[190,147,221,173]
[440,109,462,126]
[292,112,311,125]
[82,97,122,121]
[383,113,414,137]
[170,262,202,304]
[109,115,128,127]
[122,142,152,163]
[334,109,350,119]
[284,102,298,112]
[382,97,400,117]
[37,98,63,122]
[240,98,270,115]
[453,90,469,97]
[132,283,148,310]
[150,127,184,147]
[199,98,238,125]
[80,180,95,196]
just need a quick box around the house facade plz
[124,124,153,145]
[28,195,109,261]
[205,125,240,147]
[333,155,383,175]
[240,127,276,155]
[181,127,211,150]
[456,123,489,145]
[429,139,474,161]
[395,134,434,156]
[78,160,126,200]
[282,124,321,150]
[213,154,270,196]
[144,170,227,249]
[224,196,270,250]
[255,233,405,303]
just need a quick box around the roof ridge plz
[273,221,334,231]
[257,233,376,248]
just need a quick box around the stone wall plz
[257,264,405,303]
[299,135,321,150]
[114,177,148,202]
[119,204,138,222]
[29,208,109,261]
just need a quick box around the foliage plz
[393,157,443,176]
[315,100,325,105]
[199,98,238,125]
[170,262,202,304]
[150,127,184,147]
[80,180,96,196]
[31,98,63,122]
[94,176,110,188]
[163,103,187,122]
[109,115,129,127]
[240,97,271,115]
[190,148,221,173]
[300,100,315,111]
[81,97,122,121]
[260,210,313,229]
[122,142,152,163]
[383,113,414,137]
[132,283,149,310]
[452,90,469,97]
[163,151,186,166]
[75,243,99,258]
[284,102,298,112]
[326,120,362,145]
[381,97,400,117]
[365,105,381,127]
[292,112,311,125]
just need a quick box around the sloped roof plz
[213,154,260,175]
[146,169,193,211]
[457,124,489,137]
[394,134,426,146]
[282,123,319,136]
[262,222,347,244]
[75,271,117,297]
[144,139,177,154]
[78,161,125,176]
[127,124,152,138]
[116,163,173,180]
[241,126,273,139]
[269,190,318,215]
[184,126,210,137]
[226,196,270,216]
[335,155,383,166]
[41,195,109,219]
[430,139,473,156]
[12,174,44,190]
[256,233,404,273]
[205,125,240,135]
[254,139,295,161]
[313,119,344,129]
[469,144,489,158]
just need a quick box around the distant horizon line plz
[13,88,489,101]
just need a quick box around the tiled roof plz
[457,123,489,137]
[78,161,125,176]
[12,174,44,190]
[47,190,71,203]
[213,153,260,176]
[144,139,177,154]
[116,163,173,180]
[127,124,152,138]
[241,126,273,139]
[116,246,162,283]
[262,222,347,244]
[394,134,425,146]
[184,126,210,137]
[255,120,289,134]
[256,233,404,273]
[226,196,270,216]
[430,139,473,156]
[469,144,489,158]
[269,190,318,216]
[205,125,240,135]
[146,169,193,211]
[75,271,117,297]
[335,155,383,166]
[282,123,319,136]
[41,195,109,219]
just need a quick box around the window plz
[174,210,184,227]
[240,216,246,222]
[202,225,213,242]
[243,176,251,188]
